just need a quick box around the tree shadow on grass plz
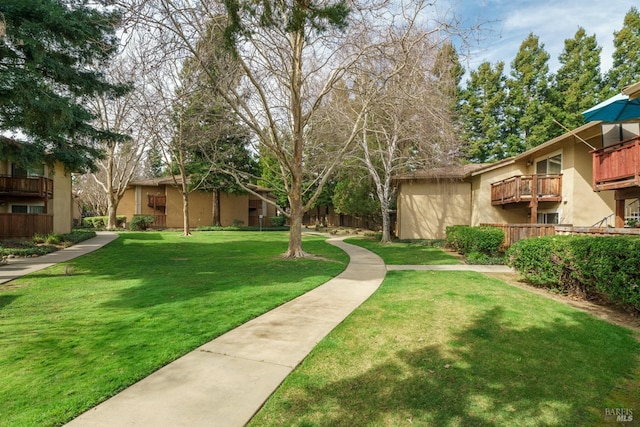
[267,307,639,426]
[0,294,19,309]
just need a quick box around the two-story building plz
[395,119,640,240]
[0,159,73,238]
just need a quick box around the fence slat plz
[0,214,54,238]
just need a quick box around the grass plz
[0,231,348,427]
[250,270,640,427]
[344,237,461,265]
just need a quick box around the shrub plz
[466,252,506,265]
[32,234,47,244]
[446,225,504,256]
[269,216,286,227]
[82,216,126,228]
[129,215,156,231]
[60,230,96,244]
[506,236,569,287]
[45,234,62,245]
[507,235,640,311]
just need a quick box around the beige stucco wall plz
[220,192,248,226]
[118,185,266,228]
[51,162,73,234]
[470,162,530,225]
[562,140,615,226]
[397,179,472,240]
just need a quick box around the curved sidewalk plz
[65,237,387,427]
[0,232,119,285]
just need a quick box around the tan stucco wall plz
[470,163,530,225]
[562,141,615,226]
[0,160,9,175]
[220,192,248,226]
[117,186,266,228]
[51,162,72,234]
[397,179,472,240]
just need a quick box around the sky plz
[445,0,635,83]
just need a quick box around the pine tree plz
[506,33,560,151]
[606,7,640,93]
[554,27,603,129]
[0,0,126,171]
[459,61,509,162]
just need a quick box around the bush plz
[507,235,640,311]
[506,236,569,287]
[129,215,156,231]
[82,216,126,229]
[466,252,506,265]
[269,216,286,227]
[446,225,504,256]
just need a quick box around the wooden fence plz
[482,223,640,249]
[481,223,559,249]
[555,226,640,237]
[0,213,54,238]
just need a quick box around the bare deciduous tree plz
[119,0,471,256]
[332,19,462,243]
[85,46,157,229]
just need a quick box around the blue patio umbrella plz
[582,93,640,122]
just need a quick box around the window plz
[10,205,45,213]
[536,154,562,175]
[12,163,45,178]
[537,212,559,224]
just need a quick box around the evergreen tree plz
[606,7,640,94]
[0,0,126,171]
[506,33,560,152]
[459,61,509,162]
[554,27,603,129]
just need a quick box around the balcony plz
[147,194,166,209]
[592,136,640,191]
[491,174,562,206]
[0,175,53,198]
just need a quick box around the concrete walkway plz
[65,237,387,427]
[0,232,118,285]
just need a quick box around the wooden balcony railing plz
[592,136,640,191]
[0,176,53,198]
[147,194,166,209]
[491,174,562,206]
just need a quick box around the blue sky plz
[445,0,635,81]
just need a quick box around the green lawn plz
[250,270,640,427]
[0,231,348,427]
[345,237,460,265]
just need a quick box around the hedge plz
[269,216,286,227]
[82,216,126,228]
[129,215,156,231]
[446,225,505,256]
[507,235,640,311]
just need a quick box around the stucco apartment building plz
[117,177,278,229]
[0,159,73,238]
[395,119,640,240]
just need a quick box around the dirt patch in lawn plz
[484,271,640,335]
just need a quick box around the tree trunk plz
[106,193,119,230]
[283,29,307,258]
[285,196,306,258]
[212,189,221,226]
[182,191,191,236]
[380,201,392,243]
